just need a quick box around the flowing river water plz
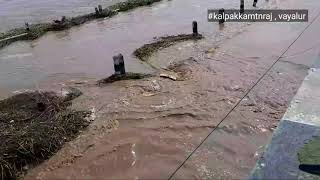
[0,0,126,32]
[0,0,275,98]
[2,0,320,179]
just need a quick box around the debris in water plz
[163,57,196,81]
[85,107,97,122]
[98,72,154,85]
[142,92,157,97]
[151,80,161,91]
[131,143,137,166]
[61,86,83,102]
[160,73,178,81]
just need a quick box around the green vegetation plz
[298,137,320,165]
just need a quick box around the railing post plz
[113,54,126,75]
[240,0,244,13]
[253,0,258,7]
[219,8,225,24]
[192,21,198,36]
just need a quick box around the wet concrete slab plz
[250,120,320,180]
[283,68,320,127]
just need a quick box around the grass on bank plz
[0,91,90,180]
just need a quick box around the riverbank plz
[0,89,90,180]
[0,0,163,50]
[0,0,126,32]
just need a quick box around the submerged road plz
[170,3,320,179]
[0,0,320,179]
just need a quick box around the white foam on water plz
[0,53,33,60]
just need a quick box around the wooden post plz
[240,0,244,14]
[113,55,121,75]
[218,8,225,24]
[113,54,126,75]
[253,0,258,7]
[192,21,198,36]
[95,7,99,15]
[25,23,30,31]
[118,54,125,75]
[61,16,66,23]
[98,5,103,13]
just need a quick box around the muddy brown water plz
[0,0,274,98]
[2,0,320,179]
[23,0,320,178]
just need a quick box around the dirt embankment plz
[133,34,203,61]
[98,73,154,85]
[0,89,90,180]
